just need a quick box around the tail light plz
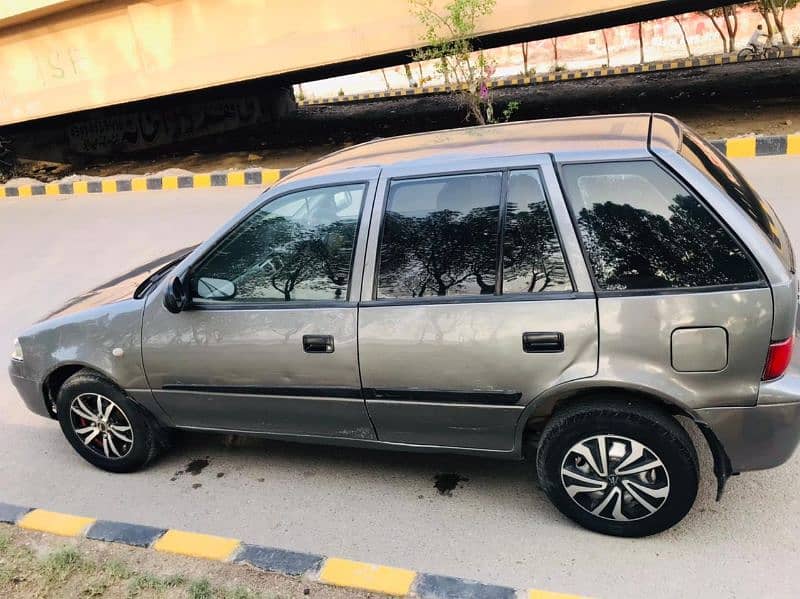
[762,337,794,381]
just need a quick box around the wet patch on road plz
[216,472,225,478]
[185,458,210,475]
[169,458,211,481]
[433,473,469,496]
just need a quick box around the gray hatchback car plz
[10,114,800,537]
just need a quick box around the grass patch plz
[189,578,214,599]
[39,546,92,584]
[128,572,186,594]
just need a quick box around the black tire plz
[737,47,755,60]
[536,399,699,537]
[56,369,164,473]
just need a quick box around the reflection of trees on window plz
[576,194,760,291]
[194,184,364,301]
[379,205,500,297]
[502,171,571,294]
[563,162,761,291]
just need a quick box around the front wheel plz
[738,47,756,60]
[57,370,164,473]
[536,399,699,537]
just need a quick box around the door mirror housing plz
[163,276,188,313]
[196,277,236,300]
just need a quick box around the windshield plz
[679,127,795,274]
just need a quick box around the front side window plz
[377,173,502,298]
[192,183,365,302]
[561,161,761,291]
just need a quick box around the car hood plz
[41,246,196,322]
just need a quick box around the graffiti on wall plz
[67,93,292,155]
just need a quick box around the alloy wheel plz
[69,393,134,459]
[560,434,670,521]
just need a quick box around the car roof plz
[279,113,678,185]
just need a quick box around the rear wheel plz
[56,370,164,473]
[536,399,699,537]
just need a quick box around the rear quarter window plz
[680,128,795,274]
[561,160,762,291]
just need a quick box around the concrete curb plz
[298,48,800,106]
[0,501,585,598]
[1,134,796,199]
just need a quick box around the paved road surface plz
[2,157,799,598]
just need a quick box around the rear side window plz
[680,128,795,273]
[377,173,502,298]
[561,161,761,291]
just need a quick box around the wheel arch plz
[517,382,733,499]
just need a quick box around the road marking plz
[320,557,416,596]
[18,509,95,536]
[153,529,240,561]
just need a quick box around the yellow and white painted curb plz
[1,502,587,598]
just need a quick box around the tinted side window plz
[561,161,761,291]
[503,170,572,293]
[377,173,501,298]
[192,183,365,302]
[680,127,794,273]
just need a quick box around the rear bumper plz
[697,371,800,472]
[8,363,50,419]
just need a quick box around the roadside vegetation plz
[0,526,373,599]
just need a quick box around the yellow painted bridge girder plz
[1,0,676,126]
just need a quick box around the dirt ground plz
[7,56,800,183]
[0,524,385,599]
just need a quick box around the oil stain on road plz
[434,473,469,496]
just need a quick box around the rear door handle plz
[303,334,334,353]
[522,332,564,353]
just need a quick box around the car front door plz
[357,155,598,452]
[141,172,377,440]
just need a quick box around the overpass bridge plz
[1,0,727,160]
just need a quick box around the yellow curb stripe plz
[131,177,147,192]
[319,558,415,596]
[73,181,88,194]
[18,185,32,197]
[45,183,60,195]
[227,171,245,186]
[787,134,800,156]
[0,187,6,198]
[162,175,178,190]
[262,169,281,185]
[18,509,95,537]
[153,529,240,561]
[101,179,116,193]
[726,137,757,158]
[194,173,211,188]
[529,590,589,599]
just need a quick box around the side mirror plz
[163,276,188,313]
[196,277,236,300]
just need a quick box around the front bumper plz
[697,370,800,473]
[8,362,50,419]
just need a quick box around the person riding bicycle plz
[748,24,768,52]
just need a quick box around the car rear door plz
[356,154,598,452]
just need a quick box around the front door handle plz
[303,334,334,353]
[522,332,564,353]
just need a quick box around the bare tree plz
[700,9,729,53]
[760,0,798,45]
[673,15,693,57]
[380,68,391,90]
[551,37,559,67]
[520,42,530,75]
[403,64,416,87]
[601,29,611,66]
[637,22,645,63]
[722,6,739,52]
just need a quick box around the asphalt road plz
[2,157,799,598]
